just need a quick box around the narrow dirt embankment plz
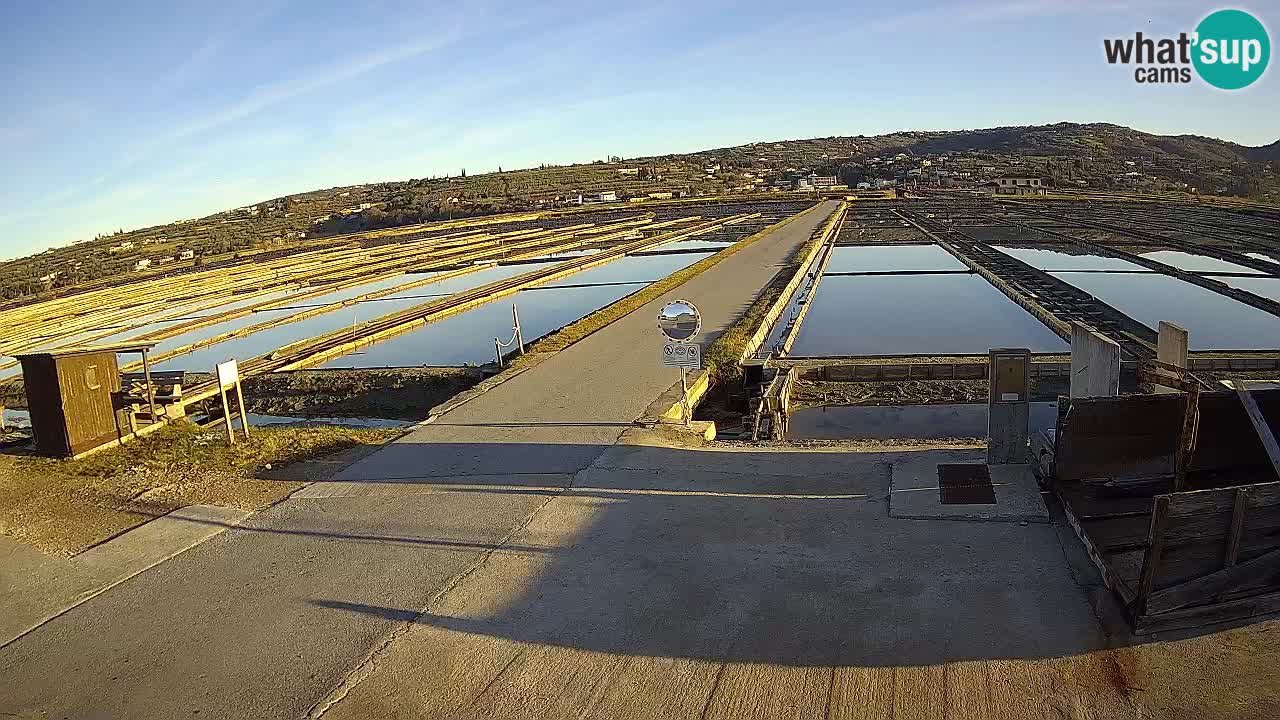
[235,367,484,420]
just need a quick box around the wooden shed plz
[14,343,157,458]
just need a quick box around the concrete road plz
[314,441,1128,719]
[332,200,840,482]
[0,202,840,719]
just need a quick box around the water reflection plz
[1140,250,1265,275]
[825,245,965,274]
[1051,272,1280,350]
[790,274,1066,356]
[153,266,528,371]
[1216,276,1280,303]
[993,245,1148,272]
[787,402,1058,440]
[321,253,702,367]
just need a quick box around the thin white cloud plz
[186,36,454,140]
[152,2,285,94]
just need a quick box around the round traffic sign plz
[658,299,701,342]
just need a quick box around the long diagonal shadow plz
[290,441,1130,668]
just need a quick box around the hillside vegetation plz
[3,122,1276,304]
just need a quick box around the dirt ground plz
[194,367,484,420]
[789,378,990,408]
[0,422,397,556]
[1106,618,1280,718]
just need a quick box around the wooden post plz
[1070,323,1120,398]
[234,378,251,440]
[1174,383,1200,492]
[141,349,158,421]
[1225,488,1249,569]
[1,404,5,433]
[1136,495,1172,610]
[1155,322,1189,395]
[219,385,235,446]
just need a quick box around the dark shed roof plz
[13,342,157,360]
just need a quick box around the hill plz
[2,122,1276,304]
[687,122,1276,198]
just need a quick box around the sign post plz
[658,300,703,426]
[215,359,250,445]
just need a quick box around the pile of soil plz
[790,378,989,409]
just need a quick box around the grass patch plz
[62,422,394,479]
[703,280,788,382]
[1,422,397,556]
[513,203,820,366]
[702,203,844,384]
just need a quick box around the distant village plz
[5,124,1273,301]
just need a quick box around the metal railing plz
[494,303,525,368]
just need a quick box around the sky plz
[2,0,1278,259]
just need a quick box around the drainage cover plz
[938,463,996,505]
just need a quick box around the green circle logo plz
[1193,9,1270,89]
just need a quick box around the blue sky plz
[2,0,1277,258]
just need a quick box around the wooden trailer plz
[1043,386,1280,633]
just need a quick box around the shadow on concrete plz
[311,599,421,623]
[273,439,1121,668]
[20,432,1261,699]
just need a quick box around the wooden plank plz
[1174,384,1200,491]
[1145,545,1280,614]
[1110,529,1280,592]
[1103,548,1146,587]
[1085,501,1280,551]
[1055,390,1280,483]
[1136,587,1280,635]
[1225,487,1249,568]
[1136,496,1171,607]
[1055,482,1155,519]
[1232,382,1280,481]
[1055,394,1183,482]
[1059,487,1138,603]
[1165,482,1280,517]
[1189,389,1279,473]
